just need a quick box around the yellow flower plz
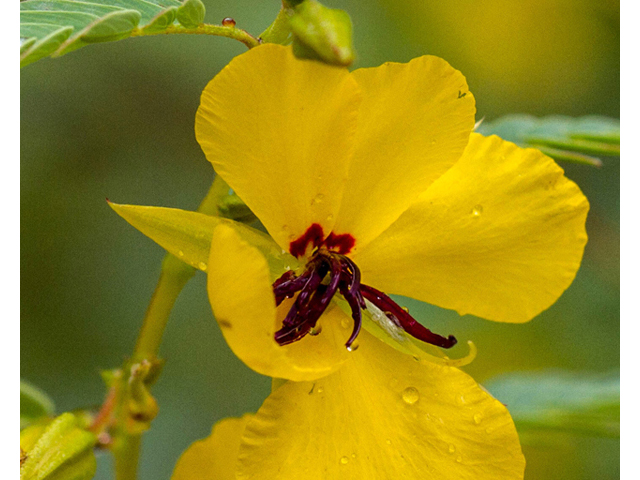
[113,44,588,479]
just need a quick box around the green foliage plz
[175,0,205,29]
[485,370,620,439]
[20,380,55,429]
[20,0,185,68]
[478,115,620,167]
[482,115,620,164]
[20,413,97,480]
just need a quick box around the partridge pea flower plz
[113,44,588,479]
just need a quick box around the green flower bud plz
[20,413,97,480]
[289,0,355,66]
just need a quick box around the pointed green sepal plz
[20,413,97,480]
[289,0,355,66]
[176,0,205,29]
[108,202,296,276]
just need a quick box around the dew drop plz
[471,205,483,217]
[326,214,334,222]
[456,455,463,463]
[198,262,207,271]
[340,456,349,465]
[177,250,184,257]
[346,342,359,352]
[309,325,323,336]
[430,139,437,145]
[310,193,325,206]
[457,395,466,405]
[340,318,350,329]
[402,387,420,405]
[351,453,357,459]
[222,17,236,27]
[385,439,392,445]
[317,387,324,394]
[448,444,456,454]
[473,414,483,425]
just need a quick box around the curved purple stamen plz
[271,250,457,350]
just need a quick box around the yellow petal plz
[196,44,361,255]
[172,415,252,480]
[208,224,349,382]
[237,330,525,480]
[332,55,476,250]
[355,133,589,323]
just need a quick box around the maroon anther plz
[271,248,457,350]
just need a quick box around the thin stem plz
[130,24,261,49]
[113,435,141,480]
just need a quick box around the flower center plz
[272,224,457,350]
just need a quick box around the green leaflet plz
[20,380,55,429]
[175,0,205,28]
[20,0,184,67]
[485,370,620,440]
[477,114,620,167]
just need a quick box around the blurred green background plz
[21,0,619,478]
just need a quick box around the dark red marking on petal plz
[324,232,356,255]
[289,223,325,258]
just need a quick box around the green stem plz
[112,175,231,479]
[130,23,261,49]
[113,435,141,480]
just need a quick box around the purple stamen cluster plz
[272,250,457,350]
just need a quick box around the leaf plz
[20,0,183,67]
[20,380,55,429]
[484,370,620,439]
[477,115,620,167]
[176,0,205,29]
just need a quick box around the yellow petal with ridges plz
[354,133,589,323]
[172,415,252,480]
[196,44,361,255]
[208,224,348,382]
[332,55,476,251]
[237,330,525,480]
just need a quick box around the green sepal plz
[176,0,205,29]
[21,380,55,429]
[289,0,355,66]
[108,202,297,278]
[125,359,162,434]
[20,413,97,480]
[485,370,620,440]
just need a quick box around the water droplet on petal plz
[473,414,483,424]
[198,262,207,271]
[326,214,334,222]
[340,456,349,465]
[177,250,184,257]
[430,139,437,145]
[385,439,392,445]
[448,444,456,454]
[471,205,483,217]
[346,342,359,352]
[456,455,463,463]
[317,387,324,394]
[402,387,420,405]
[457,395,466,405]
[340,318,350,329]
[310,193,325,206]
[351,453,357,459]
